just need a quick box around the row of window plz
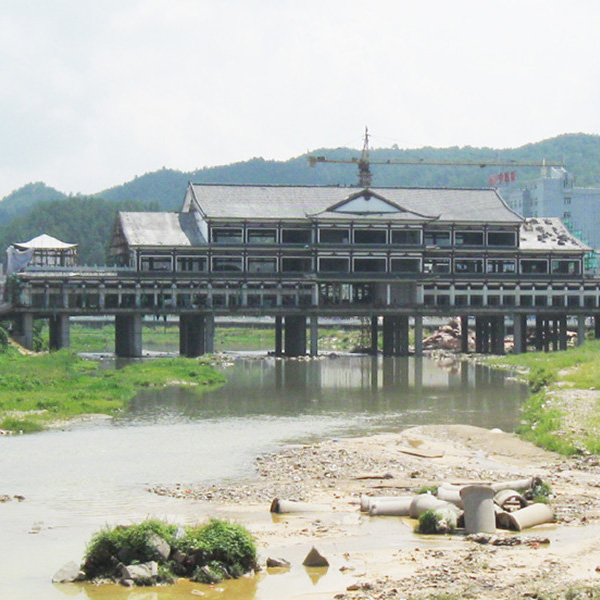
[139,255,581,275]
[210,227,518,247]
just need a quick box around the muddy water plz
[0,355,527,599]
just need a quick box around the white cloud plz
[1,0,600,197]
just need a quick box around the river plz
[0,354,528,599]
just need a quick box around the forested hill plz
[4,133,600,215]
[1,133,600,265]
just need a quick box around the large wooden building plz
[5,183,596,357]
[105,183,592,356]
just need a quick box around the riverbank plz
[152,424,600,600]
[487,338,600,455]
[0,347,225,433]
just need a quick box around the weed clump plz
[81,518,257,587]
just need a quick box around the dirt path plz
[152,425,600,599]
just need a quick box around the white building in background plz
[500,168,600,268]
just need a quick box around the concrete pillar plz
[492,315,505,355]
[49,314,70,350]
[535,315,544,351]
[577,315,587,346]
[284,315,306,356]
[513,314,524,354]
[370,316,378,355]
[559,314,568,351]
[397,315,409,357]
[414,315,423,357]
[274,316,283,356]
[595,315,600,339]
[543,318,551,352]
[205,313,215,353]
[179,314,206,357]
[382,316,395,356]
[309,316,319,357]
[12,313,34,350]
[460,315,469,354]
[475,317,484,354]
[115,314,142,358]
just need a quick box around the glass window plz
[282,228,312,244]
[391,229,421,245]
[319,229,350,244]
[212,228,243,244]
[140,256,172,271]
[247,229,277,244]
[423,258,450,273]
[212,257,243,271]
[354,229,387,244]
[455,259,484,273]
[487,231,516,246]
[318,257,349,272]
[521,259,548,274]
[282,257,313,272]
[551,260,580,275]
[487,259,516,274]
[391,258,421,273]
[353,258,386,272]
[247,258,277,273]
[176,257,206,272]
[455,231,484,246]
[424,230,451,247]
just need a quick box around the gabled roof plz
[520,218,591,252]
[14,234,77,250]
[186,184,523,223]
[117,212,206,247]
[311,189,437,220]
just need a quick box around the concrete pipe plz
[270,498,330,514]
[506,503,554,531]
[494,489,528,511]
[360,495,402,512]
[460,485,496,534]
[409,494,458,519]
[436,486,463,508]
[369,496,413,516]
[491,477,541,493]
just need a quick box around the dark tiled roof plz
[188,184,523,223]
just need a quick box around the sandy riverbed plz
[152,424,600,599]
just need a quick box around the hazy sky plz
[1,0,599,198]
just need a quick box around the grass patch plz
[0,347,225,432]
[82,518,256,585]
[490,339,600,454]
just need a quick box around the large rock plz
[52,561,82,583]
[302,546,329,567]
[120,561,158,583]
[148,532,171,560]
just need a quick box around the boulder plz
[120,561,158,583]
[148,532,171,560]
[302,546,329,567]
[266,557,291,568]
[52,561,82,583]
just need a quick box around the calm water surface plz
[0,355,527,600]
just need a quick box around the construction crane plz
[308,127,566,187]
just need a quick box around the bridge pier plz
[284,315,306,356]
[115,314,142,357]
[382,315,409,356]
[12,313,34,351]
[179,314,206,357]
[414,315,423,357]
[49,315,70,350]
[309,316,319,356]
[274,316,283,356]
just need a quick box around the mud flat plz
[151,424,600,599]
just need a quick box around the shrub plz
[81,518,256,586]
